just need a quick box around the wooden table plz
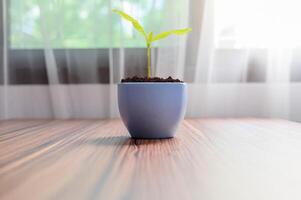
[1,119,301,200]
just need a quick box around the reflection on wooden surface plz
[1,119,301,199]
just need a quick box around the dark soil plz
[121,76,183,83]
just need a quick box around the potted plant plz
[113,9,191,139]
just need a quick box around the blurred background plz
[1,0,301,120]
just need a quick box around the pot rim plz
[118,82,186,85]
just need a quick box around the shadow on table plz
[85,135,177,146]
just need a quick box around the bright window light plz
[215,0,301,48]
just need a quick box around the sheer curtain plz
[187,0,298,119]
[1,0,301,121]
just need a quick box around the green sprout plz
[112,9,192,79]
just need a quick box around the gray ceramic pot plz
[118,82,187,139]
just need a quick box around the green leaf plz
[152,28,192,42]
[112,9,146,38]
[147,32,153,45]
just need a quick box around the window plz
[215,0,301,48]
[10,0,165,49]
[6,0,171,84]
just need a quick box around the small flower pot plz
[118,82,187,139]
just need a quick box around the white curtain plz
[1,0,301,121]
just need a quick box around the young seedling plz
[112,9,192,79]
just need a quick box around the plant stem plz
[147,44,151,78]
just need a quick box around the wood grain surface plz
[1,119,301,200]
